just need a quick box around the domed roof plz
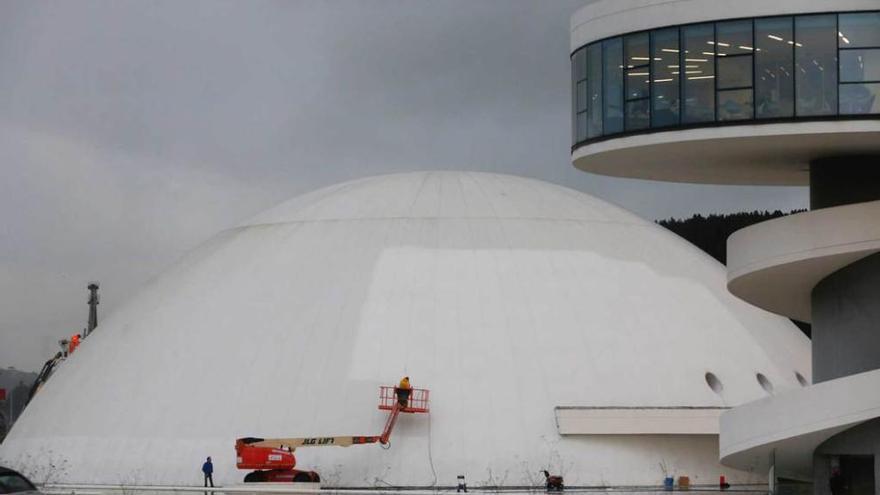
[1,171,809,487]
[242,171,637,224]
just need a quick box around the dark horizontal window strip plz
[571,9,880,148]
[717,85,754,91]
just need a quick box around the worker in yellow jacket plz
[396,376,411,407]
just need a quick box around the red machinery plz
[236,386,429,483]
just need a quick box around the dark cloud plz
[0,0,806,370]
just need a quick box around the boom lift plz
[236,386,429,483]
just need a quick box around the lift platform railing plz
[378,386,429,413]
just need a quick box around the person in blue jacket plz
[202,456,214,487]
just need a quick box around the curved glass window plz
[571,49,586,143]
[795,15,837,116]
[755,17,794,119]
[586,43,603,138]
[682,23,715,123]
[651,27,680,127]
[572,10,880,147]
[624,32,651,131]
[603,38,624,134]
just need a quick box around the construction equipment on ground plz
[235,385,429,483]
[543,470,564,492]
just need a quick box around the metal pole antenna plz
[86,282,99,337]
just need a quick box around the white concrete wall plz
[556,407,725,435]
[721,368,880,480]
[727,200,880,322]
[570,116,880,186]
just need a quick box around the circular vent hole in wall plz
[756,373,774,394]
[795,372,809,387]
[705,372,723,394]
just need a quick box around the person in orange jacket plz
[396,376,411,407]
[69,334,81,354]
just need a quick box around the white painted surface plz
[0,172,809,487]
[571,0,879,51]
[570,121,880,186]
[720,368,880,480]
[555,407,725,435]
[727,200,880,322]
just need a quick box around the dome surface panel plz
[244,172,639,224]
[1,172,809,487]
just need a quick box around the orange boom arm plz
[235,386,430,483]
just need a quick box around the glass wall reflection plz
[840,13,880,115]
[682,23,715,123]
[624,33,651,130]
[651,28,680,127]
[587,43,603,139]
[795,15,837,116]
[572,49,586,143]
[603,38,624,134]
[755,17,794,118]
[572,10,880,146]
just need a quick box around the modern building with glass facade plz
[573,11,880,145]
[572,1,880,494]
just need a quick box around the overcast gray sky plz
[0,1,807,371]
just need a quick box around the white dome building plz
[1,171,809,488]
